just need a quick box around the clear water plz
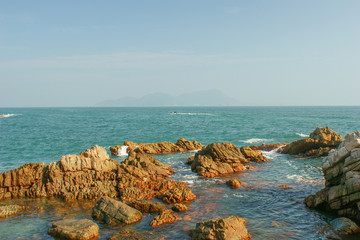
[0,106,360,239]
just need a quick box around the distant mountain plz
[96,89,239,107]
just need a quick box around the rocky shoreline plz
[1,128,360,239]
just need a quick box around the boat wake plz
[0,114,21,118]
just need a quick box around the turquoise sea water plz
[0,106,360,239]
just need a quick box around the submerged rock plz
[92,196,142,225]
[250,143,288,152]
[109,229,165,240]
[191,143,248,178]
[150,209,180,227]
[172,203,188,212]
[226,179,242,188]
[240,146,268,162]
[0,146,195,203]
[305,132,360,221]
[281,127,343,156]
[47,219,99,240]
[110,138,202,155]
[0,205,23,218]
[189,215,251,240]
[129,200,167,213]
[330,217,360,236]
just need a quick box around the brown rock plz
[47,219,99,240]
[250,143,288,151]
[176,138,202,151]
[189,216,251,240]
[160,185,196,203]
[186,156,195,165]
[109,230,165,240]
[278,184,292,189]
[281,127,343,156]
[172,203,188,212]
[191,143,247,178]
[92,196,142,225]
[0,205,23,218]
[150,209,180,227]
[226,179,242,188]
[129,200,167,213]
[240,146,268,162]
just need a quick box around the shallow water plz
[1,107,360,239]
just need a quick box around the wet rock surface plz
[226,179,242,188]
[172,203,188,212]
[191,143,248,178]
[109,229,165,240]
[92,196,142,225]
[129,200,167,213]
[47,218,99,240]
[305,132,360,221]
[189,215,251,240]
[250,143,288,152]
[330,217,360,236]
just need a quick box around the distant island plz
[96,89,240,107]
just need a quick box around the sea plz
[0,106,360,240]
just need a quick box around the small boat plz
[170,111,178,115]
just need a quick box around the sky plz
[0,0,359,107]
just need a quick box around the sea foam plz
[117,146,129,156]
[296,133,308,138]
[241,138,273,144]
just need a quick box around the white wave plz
[296,133,308,138]
[241,138,273,144]
[0,114,21,118]
[233,193,245,198]
[189,149,201,153]
[117,146,129,156]
[286,174,323,185]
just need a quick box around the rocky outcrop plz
[330,217,360,236]
[189,216,251,240]
[0,146,195,204]
[305,132,360,221]
[92,196,142,225]
[250,143,288,152]
[159,185,196,203]
[191,143,248,178]
[281,127,343,156]
[48,219,99,240]
[240,146,268,162]
[129,200,167,213]
[172,203,188,212]
[226,179,242,188]
[0,205,23,218]
[150,209,180,227]
[110,138,202,155]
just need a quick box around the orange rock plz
[226,179,242,188]
[172,203,188,212]
[240,146,268,162]
[150,209,180,227]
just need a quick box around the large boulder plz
[189,216,251,240]
[92,196,142,224]
[330,217,360,236]
[305,132,360,221]
[110,138,202,155]
[191,143,248,177]
[129,200,167,213]
[159,185,196,203]
[47,219,99,240]
[0,146,196,204]
[281,127,343,156]
[240,146,268,162]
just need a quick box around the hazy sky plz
[1,0,359,107]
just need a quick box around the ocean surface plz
[0,106,360,240]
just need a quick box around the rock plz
[189,216,251,240]
[281,127,343,156]
[0,205,23,218]
[109,230,165,240]
[160,185,196,203]
[92,196,142,225]
[129,200,167,213]
[150,209,180,227]
[240,146,268,162]
[172,203,188,212]
[0,146,196,204]
[330,217,360,235]
[109,138,202,155]
[186,156,195,165]
[226,179,242,188]
[191,143,248,178]
[250,143,288,152]
[278,184,292,189]
[305,132,360,221]
[47,219,99,240]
